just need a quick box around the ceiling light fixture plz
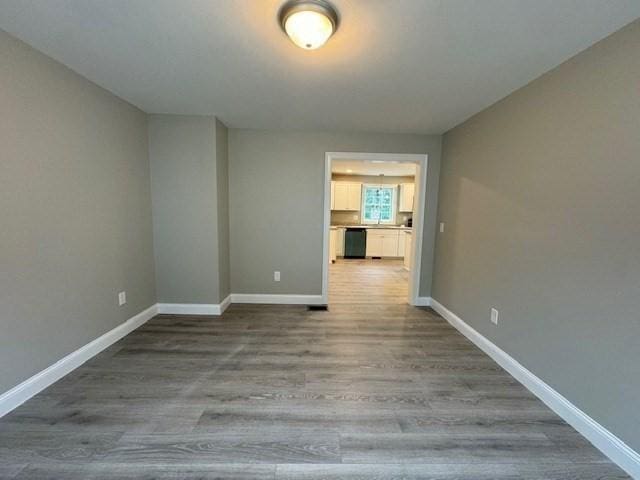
[278,0,339,50]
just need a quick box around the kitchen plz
[328,159,417,304]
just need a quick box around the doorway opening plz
[321,152,428,305]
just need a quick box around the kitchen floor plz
[329,258,409,305]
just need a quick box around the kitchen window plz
[361,184,397,224]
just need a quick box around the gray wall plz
[432,20,640,451]
[0,30,156,393]
[228,130,441,296]
[215,119,231,300]
[149,114,229,304]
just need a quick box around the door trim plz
[322,152,429,305]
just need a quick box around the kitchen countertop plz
[331,225,412,230]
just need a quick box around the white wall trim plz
[219,294,232,313]
[0,304,158,418]
[414,296,432,306]
[322,152,429,307]
[159,293,325,313]
[430,299,640,479]
[157,295,231,316]
[230,294,324,305]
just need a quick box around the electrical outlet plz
[274,271,281,282]
[118,291,126,306]
[491,308,499,325]
[439,222,445,233]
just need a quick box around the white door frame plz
[322,152,429,305]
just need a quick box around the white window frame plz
[361,184,397,225]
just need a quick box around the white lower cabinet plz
[333,227,408,258]
[403,232,412,270]
[336,228,345,256]
[365,232,383,257]
[329,229,337,262]
[381,235,399,257]
[366,229,402,257]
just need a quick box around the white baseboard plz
[430,299,640,479]
[230,293,324,305]
[413,296,432,306]
[158,293,324,314]
[157,295,231,316]
[219,294,232,313]
[0,304,157,418]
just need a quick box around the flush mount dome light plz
[278,0,339,50]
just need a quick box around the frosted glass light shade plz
[284,10,334,50]
[279,0,339,50]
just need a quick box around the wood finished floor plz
[329,259,409,305]
[0,260,628,479]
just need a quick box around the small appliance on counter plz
[407,217,413,227]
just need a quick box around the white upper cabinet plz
[347,183,362,210]
[399,183,415,212]
[333,182,347,209]
[332,182,361,211]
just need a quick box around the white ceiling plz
[1,1,638,134]
[332,160,416,177]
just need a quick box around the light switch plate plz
[274,271,281,282]
[118,291,126,306]
[491,308,499,325]
[440,222,445,233]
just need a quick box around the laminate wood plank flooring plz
[0,261,628,478]
[329,258,409,304]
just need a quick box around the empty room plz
[1,1,639,479]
